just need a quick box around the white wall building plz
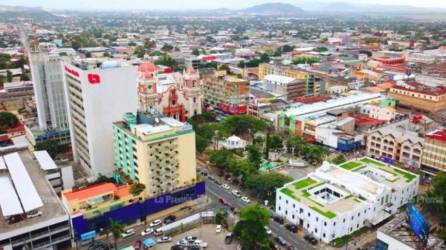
[276,157,419,244]
[30,49,73,131]
[64,60,137,177]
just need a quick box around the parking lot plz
[156,224,238,250]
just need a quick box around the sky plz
[1,0,446,10]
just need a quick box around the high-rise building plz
[28,45,75,144]
[64,60,137,176]
[112,112,197,196]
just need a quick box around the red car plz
[133,240,142,250]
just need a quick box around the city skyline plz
[2,0,446,10]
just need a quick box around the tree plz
[209,149,234,170]
[192,48,200,56]
[144,39,156,50]
[6,70,12,82]
[247,144,262,168]
[331,154,347,165]
[215,209,228,227]
[268,134,283,151]
[260,53,270,63]
[161,43,173,52]
[282,44,295,53]
[85,51,92,58]
[228,159,257,181]
[134,46,145,58]
[422,172,446,224]
[234,204,271,250]
[35,139,60,158]
[246,172,292,202]
[313,46,328,52]
[129,183,146,196]
[0,112,18,132]
[109,220,124,250]
[293,55,320,65]
[155,54,177,68]
[222,115,267,137]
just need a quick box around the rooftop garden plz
[281,188,299,201]
[340,161,362,170]
[394,168,417,183]
[360,157,385,167]
[293,177,317,189]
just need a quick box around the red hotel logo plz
[88,73,101,84]
[64,66,79,77]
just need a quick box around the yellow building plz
[258,63,307,80]
[112,112,197,197]
[389,82,446,113]
[422,130,446,176]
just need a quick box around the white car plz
[241,196,250,203]
[264,226,272,235]
[26,210,42,219]
[232,190,241,197]
[221,184,230,190]
[149,219,162,227]
[216,224,222,233]
[140,228,153,236]
[121,228,135,238]
[154,228,163,236]
[157,236,172,243]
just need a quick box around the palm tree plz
[109,220,124,249]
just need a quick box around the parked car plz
[157,236,172,243]
[304,235,318,245]
[231,190,241,197]
[275,236,288,246]
[272,215,284,224]
[216,224,222,233]
[141,228,154,236]
[164,215,177,224]
[149,219,162,227]
[121,229,135,238]
[185,236,198,242]
[26,210,42,219]
[214,180,222,186]
[221,184,230,190]
[285,224,298,233]
[241,196,250,203]
[154,228,163,236]
[224,233,233,244]
[133,240,142,250]
[264,226,272,235]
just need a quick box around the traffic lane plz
[205,179,315,250]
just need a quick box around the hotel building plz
[112,112,197,196]
[64,59,137,177]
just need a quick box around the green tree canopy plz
[234,204,272,250]
[247,144,262,167]
[422,172,446,224]
[209,149,234,170]
[222,115,267,137]
[0,112,18,132]
[246,172,292,201]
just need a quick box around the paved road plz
[204,175,315,250]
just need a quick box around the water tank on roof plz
[102,61,119,69]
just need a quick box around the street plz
[204,173,315,250]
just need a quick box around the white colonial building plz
[276,157,419,244]
[219,135,247,150]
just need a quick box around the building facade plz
[112,112,197,196]
[64,60,137,177]
[137,62,203,122]
[276,158,418,244]
[203,70,249,114]
[389,82,446,113]
[366,124,424,168]
[421,130,446,176]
